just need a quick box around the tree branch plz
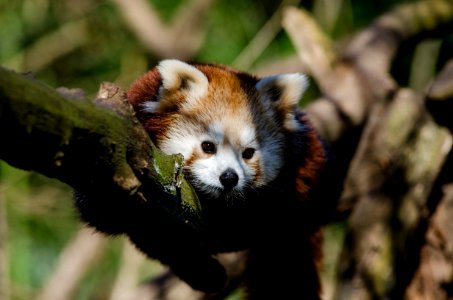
[334,87,452,299]
[283,0,453,143]
[282,4,453,298]
[0,67,202,230]
[428,59,453,101]
[344,0,453,76]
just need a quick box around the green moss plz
[0,67,202,229]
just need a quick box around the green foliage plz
[1,163,77,298]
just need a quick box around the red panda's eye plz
[242,148,255,160]
[201,141,216,154]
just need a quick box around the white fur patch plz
[141,101,160,113]
[277,73,309,106]
[160,131,199,160]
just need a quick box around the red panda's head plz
[128,60,308,200]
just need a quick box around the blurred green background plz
[0,0,451,299]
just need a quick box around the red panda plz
[126,60,327,299]
[75,59,326,299]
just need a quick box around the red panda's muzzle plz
[219,168,239,190]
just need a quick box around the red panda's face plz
[128,60,308,200]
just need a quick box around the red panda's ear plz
[157,59,209,109]
[256,73,308,131]
[143,60,209,113]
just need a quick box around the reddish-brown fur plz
[296,114,327,198]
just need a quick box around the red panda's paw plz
[170,254,227,293]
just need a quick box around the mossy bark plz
[0,67,202,229]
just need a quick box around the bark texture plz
[0,68,202,230]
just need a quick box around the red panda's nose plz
[219,168,239,190]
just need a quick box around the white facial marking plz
[159,124,200,159]
[190,145,249,197]
[240,126,257,147]
[159,119,263,198]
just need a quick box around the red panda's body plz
[128,60,326,299]
[76,60,326,299]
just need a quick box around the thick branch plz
[334,88,453,300]
[283,5,386,142]
[283,0,453,143]
[0,67,202,229]
[282,6,336,85]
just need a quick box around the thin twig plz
[427,59,453,101]
[110,0,212,60]
[312,0,345,34]
[36,228,107,300]
[4,19,89,72]
[232,0,300,70]
[109,240,147,300]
